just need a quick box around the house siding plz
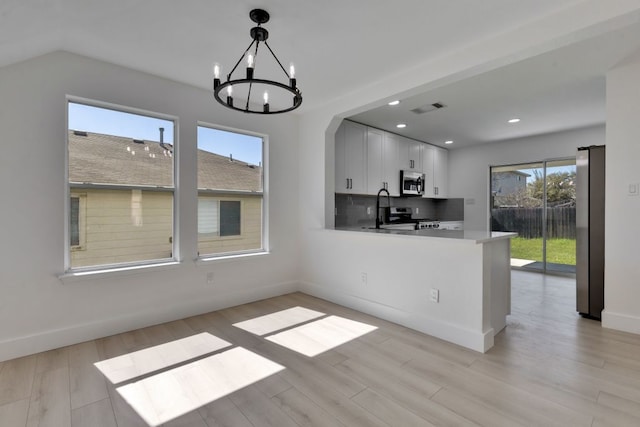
[71,189,263,267]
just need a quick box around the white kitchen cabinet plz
[422,144,448,198]
[399,136,422,171]
[421,144,435,197]
[433,146,448,197]
[335,121,367,194]
[367,128,400,196]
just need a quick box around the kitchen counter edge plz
[331,227,517,244]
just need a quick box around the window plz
[67,100,176,270]
[197,125,264,257]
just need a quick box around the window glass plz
[197,126,263,256]
[67,101,175,269]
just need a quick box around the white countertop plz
[334,227,517,243]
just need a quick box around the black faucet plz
[375,188,391,229]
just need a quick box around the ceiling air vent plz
[411,102,446,115]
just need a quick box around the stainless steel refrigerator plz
[576,145,605,319]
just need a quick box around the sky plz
[68,102,262,166]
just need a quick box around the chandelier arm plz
[245,80,253,111]
[228,39,257,79]
[263,41,290,78]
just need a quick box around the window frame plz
[64,96,179,273]
[196,122,268,260]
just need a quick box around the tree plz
[528,170,576,206]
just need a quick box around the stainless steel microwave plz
[400,170,425,196]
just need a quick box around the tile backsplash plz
[335,194,464,228]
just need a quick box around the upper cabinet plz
[367,129,400,196]
[421,144,435,197]
[422,145,448,198]
[433,146,448,198]
[399,136,422,171]
[335,121,367,194]
[335,120,447,198]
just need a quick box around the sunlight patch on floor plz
[511,258,535,267]
[116,347,284,427]
[233,306,325,336]
[94,332,231,384]
[265,315,378,357]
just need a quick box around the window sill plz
[196,250,269,265]
[59,260,182,284]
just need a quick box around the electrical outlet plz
[415,207,419,214]
[430,288,439,303]
[206,272,214,285]
[367,206,371,215]
[361,272,367,285]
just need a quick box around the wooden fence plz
[491,207,576,239]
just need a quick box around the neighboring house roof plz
[68,130,262,192]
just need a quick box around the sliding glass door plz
[490,158,576,274]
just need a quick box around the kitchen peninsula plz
[303,226,516,353]
[323,118,516,352]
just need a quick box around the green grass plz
[510,237,576,265]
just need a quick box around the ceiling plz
[1,1,639,148]
[349,21,640,149]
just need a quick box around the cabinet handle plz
[349,178,353,189]
[435,187,438,195]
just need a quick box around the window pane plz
[197,127,262,192]
[197,126,263,256]
[68,102,175,269]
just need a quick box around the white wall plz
[0,52,300,361]
[448,125,605,231]
[603,49,640,334]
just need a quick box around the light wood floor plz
[2,270,640,426]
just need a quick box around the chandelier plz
[213,9,302,114]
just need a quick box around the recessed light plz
[388,100,400,106]
[445,140,453,145]
[508,118,521,123]
[396,123,407,129]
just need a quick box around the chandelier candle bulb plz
[213,64,221,88]
[289,64,297,89]
[226,85,233,107]
[263,91,269,113]
[246,53,254,79]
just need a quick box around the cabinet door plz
[433,146,448,198]
[421,144,435,198]
[335,121,368,194]
[335,122,348,193]
[345,122,367,194]
[366,127,385,195]
[383,132,400,196]
[399,136,422,170]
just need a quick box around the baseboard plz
[0,281,298,363]
[299,281,491,353]
[602,309,640,335]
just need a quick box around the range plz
[382,207,440,230]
